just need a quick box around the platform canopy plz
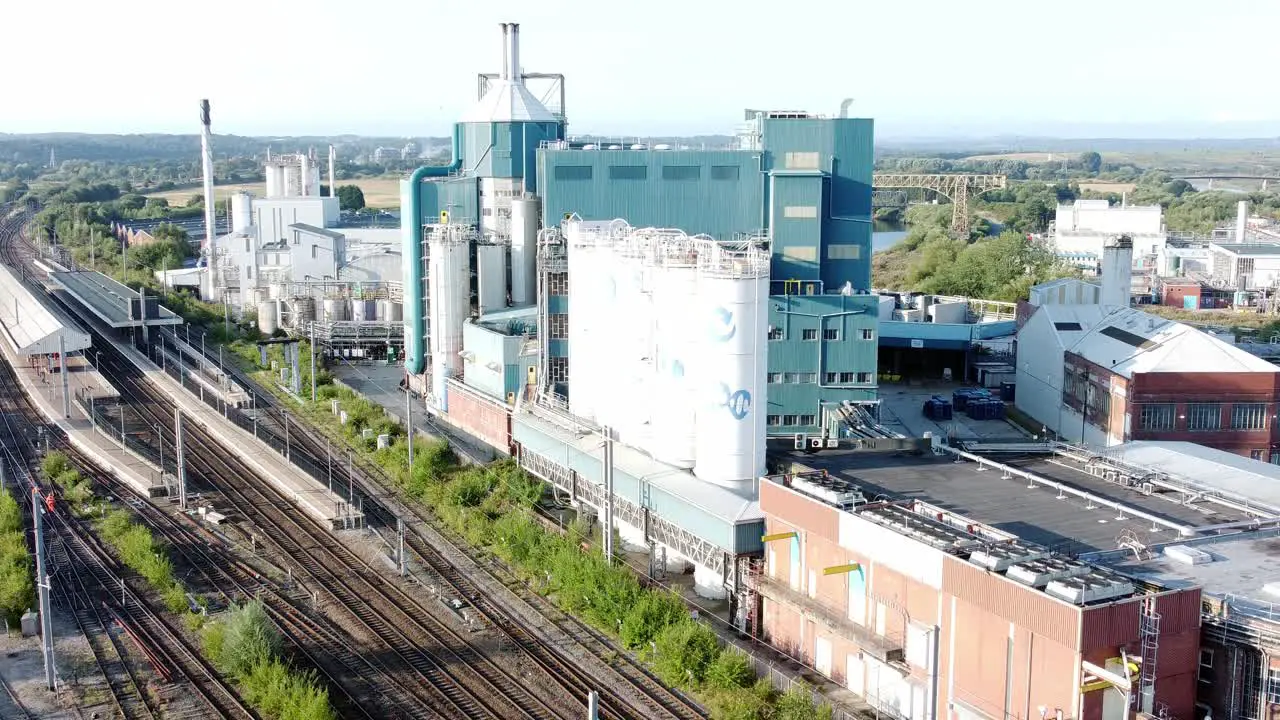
[0,264,91,356]
[49,270,183,329]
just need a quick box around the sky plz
[3,0,1279,139]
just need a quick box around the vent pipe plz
[328,145,337,198]
[1100,235,1133,309]
[500,23,510,80]
[1237,200,1248,243]
[507,22,521,84]
[199,99,217,301]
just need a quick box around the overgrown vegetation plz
[202,601,334,720]
[0,489,34,628]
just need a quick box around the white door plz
[875,602,887,636]
[848,568,867,626]
[808,570,818,599]
[846,654,864,695]
[815,636,833,677]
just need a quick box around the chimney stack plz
[328,145,337,198]
[1237,200,1248,243]
[507,23,521,84]
[198,99,218,301]
[500,24,510,81]
[1100,235,1134,309]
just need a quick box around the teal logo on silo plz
[708,307,736,342]
[717,383,752,421]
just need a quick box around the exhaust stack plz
[328,145,337,198]
[500,23,510,81]
[1237,200,1248,243]
[507,23,521,83]
[199,99,217,300]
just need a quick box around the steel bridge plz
[1176,174,1278,191]
[872,174,1008,236]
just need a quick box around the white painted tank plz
[610,245,653,447]
[352,300,377,322]
[231,192,253,233]
[257,300,279,335]
[323,298,350,322]
[282,165,298,197]
[477,244,508,315]
[566,223,604,422]
[510,197,540,306]
[692,241,770,488]
[265,166,280,198]
[379,300,403,323]
[650,249,699,468]
[428,226,472,410]
[293,296,316,324]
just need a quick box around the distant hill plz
[0,133,451,164]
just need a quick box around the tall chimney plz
[199,99,218,301]
[1101,235,1134,309]
[328,145,337,198]
[299,152,310,197]
[1236,200,1248,243]
[500,24,510,81]
[507,23,521,84]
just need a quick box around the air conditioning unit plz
[826,438,838,448]
[809,438,824,449]
[793,434,806,450]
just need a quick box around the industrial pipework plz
[402,124,463,374]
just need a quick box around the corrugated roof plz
[0,264,91,356]
[459,79,558,123]
[1209,242,1280,257]
[1109,440,1280,512]
[1045,304,1277,377]
[288,223,344,240]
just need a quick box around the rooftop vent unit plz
[1163,545,1212,566]
[1006,557,1091,587]
[970,541,1051,572]
[791,476,867,511]
[863,505,979,552]
[1045,569,1134,605]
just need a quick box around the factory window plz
[608,165,648,180]
[553,165,592,180]
[662,165,700,181]
[1139,404,1175,431]
[482,208,493,217]
[767,415,782,427]
[856,372,873,384]
[783,414,799,426]
[823,372,838,384]
[767,373,782,384]
[783,205,818,219]
[802,329,817,341]
[839,372,855,384]
[1186,403,1222,431]
[798,414,816,426]
[768,326,783,341]
[548,273,568,295]
[311,245,317,259]
[1232,402,1268,430]
[827,244,861,260]
[245,266,253,280]
[781,246,818,262]
[798,373,817,383]
[823,329,839,341]
[1267,668,1280,705]
[784,152,821,170]
[548,357,568,383]
[861,329,874,341]
[244,237,250,252]
[711,165,740,181]
[783,373,798,384]
[548,314,568,339]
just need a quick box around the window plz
[783,205,818,218]
[244,237,251,252]
[311,245,317,259]
[856,372,873,384]
[781,246,817,262]
[662,165,700,181]
[768,327,783,341]
[608,165,647,180]
[823,329,839,341]
[802,329,818,341]
[827,244,861,260]
[548,314,568,339]
[1199,649,1213,672]
[767,415,782,426]
[1267,667,1280,705]
[798,414,816,426]
[783,373,798,384]
[548,273,568,295]
[554,165,593,180]
[1139,404,1175,431]
[548,357,568,382]
[481,207,493,217]
[823,372,838,384]
[711,165,740,181]
[861,329,874,341]
[1252,450,1265,461]
[1232,402,1268,430]
[798,373,817,383]
[839,372,855,383]
[1186,403,1222,431]
[782,414,798,426]
[767,373,782,384]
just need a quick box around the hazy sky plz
[4,0,1278,138]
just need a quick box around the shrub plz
[654,619,721,687]
[705,648,754,691]
[773,684,832,720]
[620,591,688,650]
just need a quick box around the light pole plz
[155,423,163,473]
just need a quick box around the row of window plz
[768,372,873,385]
[766,414,818,427]
[552,165,742,182]
[768,327,875,342]
[1138,402,1270,431]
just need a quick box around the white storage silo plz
[692,241,770,488]
[428,226,472,410]
[265,165,280,198]
[257,300,279,335]
[231,192,253,233]
[649,246,699,468]
[352,299,377,322]
[609,239,655,447]
[476,244,508,315]
[282,165,298,198]
[510,197,540,305]
[567,224,599,422]
[379,300,403,323]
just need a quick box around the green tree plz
[1079,151,1102,174]
[336,185,366,211]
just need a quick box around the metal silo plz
[378,300,403,323]
[322,298,349,322]
[230,192,253,234]
[293,296,316,324]
[610,234,653,446]
[510,197,540,305]
[692,241,770,488]
[477,244,508,315]
[428,225,473,410]
[649,238,699,468]
[257,300,279,335]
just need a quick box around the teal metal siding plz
[547,295,568,313]
[770,173,824,281]
[735,520,765,555]
[536,150,762,238]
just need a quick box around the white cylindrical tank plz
[351,299,376,322]
[299,154,310,196]
[566,224,599,422]
[379,300,403,323]
[692,242,769,488]
[477,244,508,315]
[1237,200,1249,243]
[428,226,472,410]
[231,192,253,233]
[650,250,699,468]
[510,197,540,306]
[1100,236,1134,308]
[610,246,653,447]
[257,300,279,335]
[265,166,280,198]
[293,296,316,324]
[282,165,298,198]
[323,298,350,322]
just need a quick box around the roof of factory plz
[0,264,91,356]
[1208,242,1280,257]
[49,271,182,328]
[472,305,537,336]
[1033,303,1276,377]
[1105,441,1280,513]
[460,79,558,124]
[288,223,344,240]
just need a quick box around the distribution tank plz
[322,298,349,322]
[510,197,540,305]
[352,300,377,322]
[231,192,253,234]
[649,249,699,468]
[692,242,770,488]
[476,244,508,315]
[257,300,279,335]
[293,297,316,324]
[609,243,653,447]
[428,226,472,409]
[379,300,403,323]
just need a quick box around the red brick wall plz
[444,383,511,452]
[1130,371,1280,456]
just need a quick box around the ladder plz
[1134,594,1161,713]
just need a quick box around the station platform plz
[153,328,250,409]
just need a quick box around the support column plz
[310,323,317,403]
[602,425,615,563]
[58,335,69,419]
[175,408,187,509]
[32,489,56,690]
[406,386,414,478]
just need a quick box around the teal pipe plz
[403,123,463,374]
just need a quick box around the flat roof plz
[0,264,91,356]
[50,271,182,328]
[1210,242,1280,257]
[789,449,1248,556]
[1106,441,1280,514]
[288,223,344,240]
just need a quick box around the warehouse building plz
[1052,199,1166,263]
[1209,242,1280,291]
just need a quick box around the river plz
[872,219,907,252]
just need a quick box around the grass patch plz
[0,489,34,628]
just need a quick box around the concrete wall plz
[1014,309,1066,435]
